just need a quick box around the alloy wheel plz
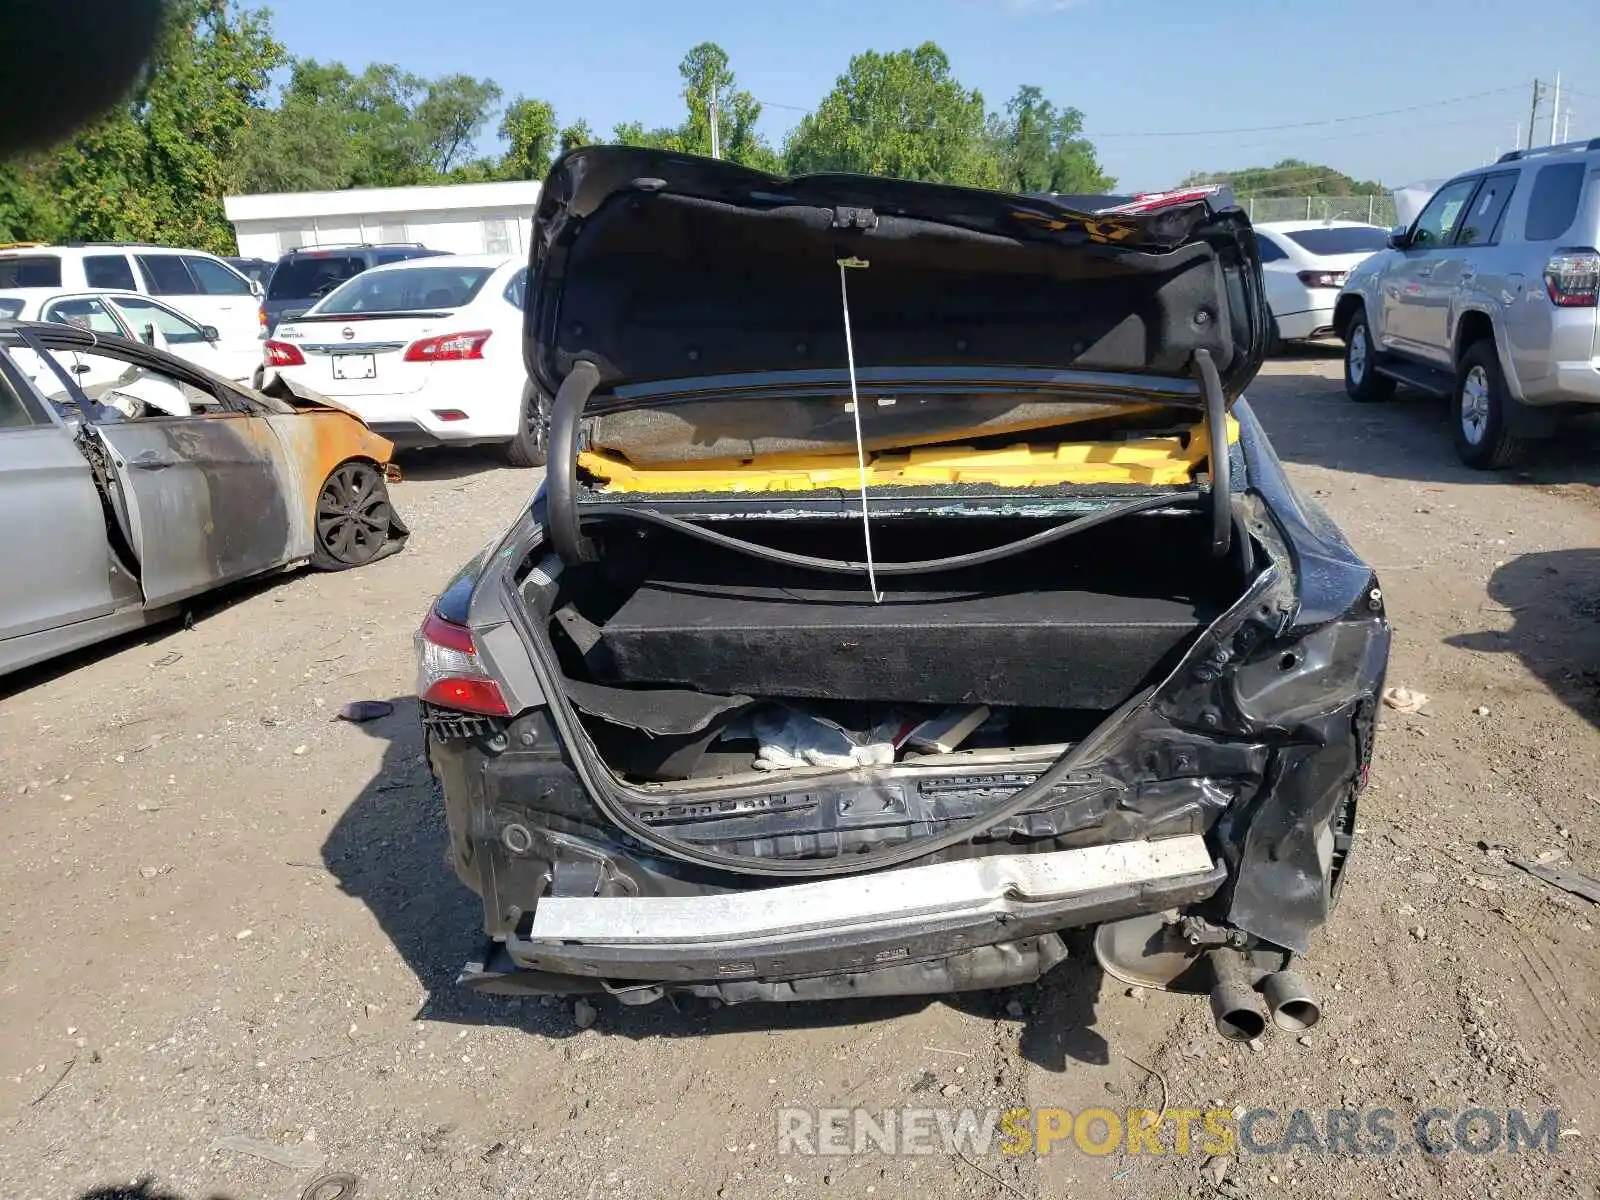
[315,461,391,567]
[1348,325,1368,382]
[1459,365,1490,446]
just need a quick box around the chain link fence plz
[1243,194,1398,227]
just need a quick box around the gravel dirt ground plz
[3,350,1599,1200]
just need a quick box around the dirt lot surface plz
[3,351,1599,1200]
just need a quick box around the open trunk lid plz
[527,148,1269,456]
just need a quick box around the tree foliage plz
[612,44,779,171]
[0,15,1141,254]
[1181,158,1384,198]
[783,44,1001,187]
[989,85,1114,196]
[499,97,559,180]
[1,0,286,252]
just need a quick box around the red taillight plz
[415,610,509,716]
[403,330,491,363]
[264,339,305,367]
[1297,270,1347,289]
[1545,247,1600,307]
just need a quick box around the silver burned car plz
[1334,139,1600,468]
[0,321,409,678]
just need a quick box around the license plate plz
[332,353,376,380]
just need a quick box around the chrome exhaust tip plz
[1258,969,1322,1033]
[1205,950,1266,1042]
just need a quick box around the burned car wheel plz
[312,460,393,570]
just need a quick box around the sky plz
[261,0,1600,191]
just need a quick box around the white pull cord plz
[837,257,882,603]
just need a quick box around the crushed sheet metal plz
[262,410,403,558]
[530,835,1213,946]
[91,415,298,576]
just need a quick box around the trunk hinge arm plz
[548,359,603,564]
[1191,348,1232,560]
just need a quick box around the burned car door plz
[71,349,297,606]
[0,348,120,652]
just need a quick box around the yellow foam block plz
[581,415,1239,494]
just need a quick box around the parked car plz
[418,148,1390,1040]
[225,255,276,288]
[261,243,443,335]
[266,254,537,465]
[0,321,408,677]
[0,244,263,346]
[0,288,262,383]
[1335,138,1600,468]
[1253,221,1389,348]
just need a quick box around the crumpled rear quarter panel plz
[262,410,396,555]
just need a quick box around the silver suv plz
[1334,139,1600,468]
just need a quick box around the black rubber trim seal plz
[548,358,602,563]
[1192,347,1232,559]
[582,489,1202,578]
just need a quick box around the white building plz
[223,180,542,261]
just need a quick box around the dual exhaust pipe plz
[1206,950,1321,1042]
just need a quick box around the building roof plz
[224,180,543,223]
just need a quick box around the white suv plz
[0,244,262,346]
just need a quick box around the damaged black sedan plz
[419,148,1389,1042]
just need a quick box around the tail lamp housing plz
[416,610,510,716]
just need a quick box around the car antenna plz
[837,256,882,603]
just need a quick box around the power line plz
[1083,85,1526,139]
[750,83,1526,142]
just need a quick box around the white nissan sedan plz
[264,255,538,465]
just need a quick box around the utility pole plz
[709,97,721,160]
[1563,107,1572,142]
[1550,72,1561,144]
[1527,79,1544,150]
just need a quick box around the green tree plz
[782,43,1002,187]
[991,85,1114,195]
[0,157,67,244]
[557,119,594,156]
[51,0,286,251]
[676,42,779,171]
[498,97,558,180]
[236,60,505,192]
[612,120,682,152]
[612,44,777,170]
[416,73,503,175]
[1181,159,1383,198]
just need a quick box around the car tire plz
[1266,317,1284,357]
[1453,339,1527,470]
[1343,311,1394,403]
[310,459,394,570]
[505,382,548,469]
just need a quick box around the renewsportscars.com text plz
[776,1106,1562,1158]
